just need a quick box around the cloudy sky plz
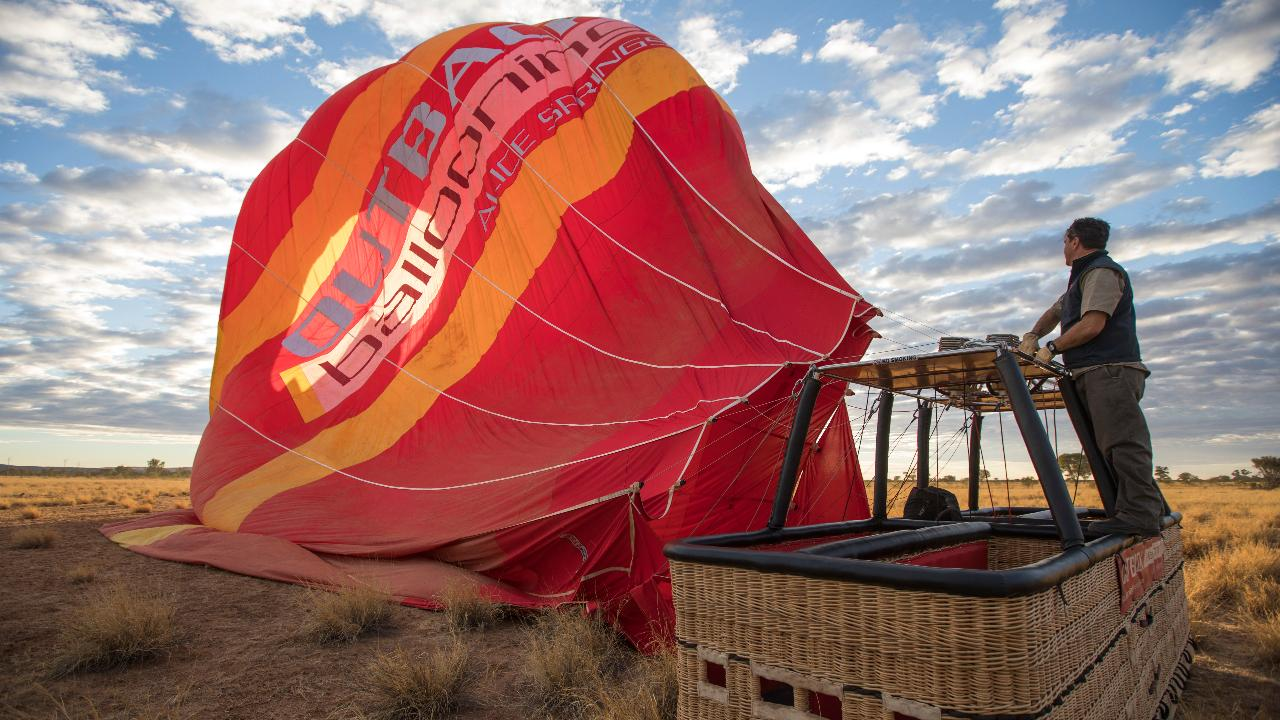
[0,0,1276,480]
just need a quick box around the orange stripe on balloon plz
[200,48,706,531]
[109,523,201,547]
[207,25,479,413]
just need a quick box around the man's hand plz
[1035,347,1053,363]
[1019,332,1040,355]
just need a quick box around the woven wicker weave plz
[672,525,1190,720]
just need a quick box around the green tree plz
[146,458,165,476]
[1154,465,1171,483]
[1252,456,1280,489]
[1175,472,1200,483]
[1231,468,1253,481]
[1058,452,1089,485]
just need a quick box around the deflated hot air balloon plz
[104,17,878,646]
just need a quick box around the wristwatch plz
[1046,340,1060,356]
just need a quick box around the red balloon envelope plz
[103,17,877,647]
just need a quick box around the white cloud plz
[0,161,37,183]
[76,91,302,180]
[103,0,172,25]
[676,16,803,94]
[0,223,225,434]
[744,91,919,188]
[168,0,364,63]
[0,0,152,125]
[1161,0,1280,93]
[1162,102,1194,122]
[1200,102,1280,178]
[169,0,622,62]
[303,54,397,94]
[931,3,1159,177]
[748,29,798,56]
[675,16,746,93]
[817,20,939,128]
[0,166,242,236]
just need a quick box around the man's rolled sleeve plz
[1080,268,1124,316]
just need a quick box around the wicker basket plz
[671,525,1190,720]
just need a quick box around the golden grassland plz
[0,476,189,523]
[2,476,1277,718]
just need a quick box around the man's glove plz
[1035,346,1053,363]
[1019,332,1040,355]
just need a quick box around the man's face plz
[1063,232,1080,265]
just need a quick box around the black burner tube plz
[916,400,931,488]
[993,349,1084,549]
[873,390,894,520]
[767,371,824,531]
[968,413,983,511]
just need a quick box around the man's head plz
[1063,217,1110,265]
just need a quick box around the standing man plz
[1018,217,1164,537]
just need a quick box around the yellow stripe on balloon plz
[207,25,481,413]
[200,48,706,531]
[109,523,202,547]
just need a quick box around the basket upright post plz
[767,370,823,531]
[873,390,894,520]
[968,413,983,511]
[916,400,931,488]
[993,349,1084,549]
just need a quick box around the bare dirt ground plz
[0,503,530,720]
[2,478,1279,718]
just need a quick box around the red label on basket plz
[1116,537,1165,612]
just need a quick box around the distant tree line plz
[0,458,191,478]
[1051,454,1280,490]
[910,455,1280,491]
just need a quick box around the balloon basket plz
[666,521,1191,720]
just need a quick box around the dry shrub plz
[21,507,41,520]
[173,500,189,510]
[36,497,73,507]
[132,504,154,514]
[1253,612,1280,669]
[10,527,58,548]
[299,584,395,644]
[1241,577,1280,617]
[439,584,507,631]
[66,564,97,584]
[522,609,625,718]
[598,648,678,720]
[50,585,177,676]
[357,640,476,720]
[1186,540,1280,619]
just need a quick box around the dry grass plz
[355,639,477,720]
[9,527,58,548]
[20,507,41,520]
[439,584,508,632]
[132,504,154,514]
[522,609,627,719]
[50,585,177,676]
[0,476,190,521]
[597,648,678,720]
[298,584,395,644]
[1186,540,1280,618]
[65,564,97,584]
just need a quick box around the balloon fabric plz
[103,17,877,648]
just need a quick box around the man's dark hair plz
[1067,217,1110,249]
